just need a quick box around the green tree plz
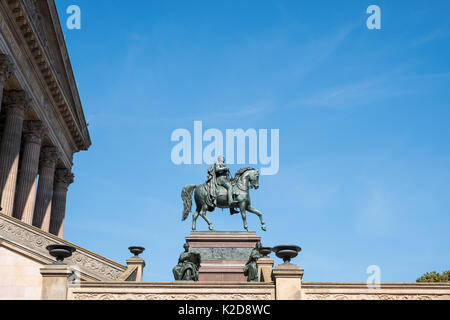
[416,270,450,283]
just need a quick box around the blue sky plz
[55,0,450,282]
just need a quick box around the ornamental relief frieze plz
[303,293,450,300]
[0,215,125,281]
[72,293,273,301]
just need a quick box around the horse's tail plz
[181,184,196,221]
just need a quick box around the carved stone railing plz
[301,282,450,300]
[66,281,450,300]
[68,282,275,300]
[0,213,126,281]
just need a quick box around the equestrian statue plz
[181,155,266,232]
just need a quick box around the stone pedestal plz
[186,231,261,282]
[118,257,146,282]
[272,263,304,300]
[40,264,72,300]
[257,257,274,283]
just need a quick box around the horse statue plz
[181,167,266,232]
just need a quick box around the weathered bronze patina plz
[243,242,262,282]
[173,242,201,281]
[181,156,266,232]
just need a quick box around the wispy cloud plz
[287,73,415,109]
[197,101,272,120]
[404,72,450,80]
[412,29,448,47]
[86,101,272,130]
[354,189,397,237]
[291,23,358,79]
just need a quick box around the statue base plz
[186,231,261,282]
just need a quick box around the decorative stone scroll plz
[54,169,74,191]
[3,90,31,115]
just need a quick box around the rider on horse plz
[206,155,239,215]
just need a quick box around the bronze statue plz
[244,242,262,282]
[173,242,201,281]
[181,156,266,232]
[206,155,235,209]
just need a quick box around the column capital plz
[23,120,46,145]
[0,54,14,83]
[54,168,74,190]
[3,90,31,118]
[39,146,59,170]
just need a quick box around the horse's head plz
[234,167,260,191]
[248,169,260,190]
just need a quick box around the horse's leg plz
[200,204,214,231]
[192,209,199,231]
[239,203,248,231]
[247,205,266,231]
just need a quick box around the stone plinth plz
[257,257,274,283]
[272,264,304,300]
[40,264,72,300]
[186,231,261,282]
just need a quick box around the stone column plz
[49,168,74,238]
[0,91,29,215]
[13,121,44,223]
[33,146,58,232]
[0,54,14,112]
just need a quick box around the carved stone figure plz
[243,242,262,282]
[173,242,201,281]
[182,156,266,232]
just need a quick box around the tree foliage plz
[416,270,450,283]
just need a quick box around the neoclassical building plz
[0,1,449,301]
[0,0,90,238]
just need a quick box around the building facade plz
[0,0,90,238]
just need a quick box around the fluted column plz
[50,169,74,238]
[13,121,44,223]
[33,147,58,232]
[0,91,29,215]
[0,54,14,112]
